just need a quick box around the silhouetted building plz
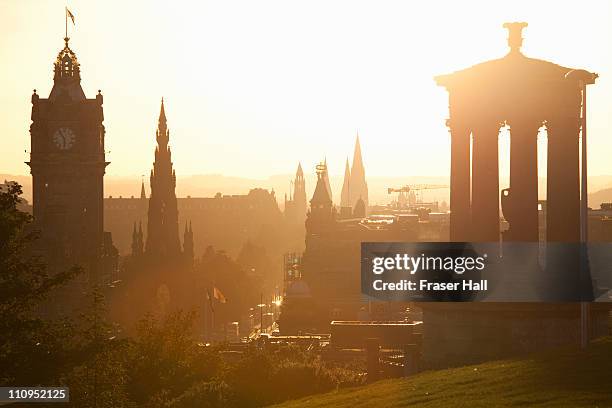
[306,162,335,231]
[27,35,116,284]
[130,221,144,257]
[349,134,368,212]
[145,99,182,259]
[284,163,308,226]
[280,162,444,334]
[105,188,288,257]
[339,158,352,218]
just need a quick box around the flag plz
[66,7,75,25]
[213,287,227,304]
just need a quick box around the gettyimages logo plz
[362,242,489,302]
[361,242,605,302]
[371,253,487,275]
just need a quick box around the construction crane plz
[387,184,449,205]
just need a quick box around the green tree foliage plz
[0,182,80,384]
[0,183,363,407]
[60,286,133,407]
[126,310,222,405]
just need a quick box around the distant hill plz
[4,172,612,210]
[1,173,451,207]
[272,336,612,408]
[589,187,612,209]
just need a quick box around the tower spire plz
[146,98,181,259]
[292,162,307,226]
[159,97,167,125]
[312,162,333,206]
[340,157,351,208]
[349,133,368,213]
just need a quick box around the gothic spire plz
[352,133,363,173]
[159,97,167,122]
[156,98,169,147]
[140,180,146,199]
[349,133,368,212]
[146,98,181,259]
[292,162,307,226]
[340,157,351,208]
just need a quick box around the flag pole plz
[65,7,68,40]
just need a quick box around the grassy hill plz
[272,337,612,408]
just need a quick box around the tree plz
[0,182,80,384]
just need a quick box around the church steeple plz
[340,157,351,208]
[349,133,368,213]
[340,157,352,218]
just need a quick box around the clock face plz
[53,127,76,150]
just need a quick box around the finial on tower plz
[503,22,528,55]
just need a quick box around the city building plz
[26,35,117,286]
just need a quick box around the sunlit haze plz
[1,0,611,186]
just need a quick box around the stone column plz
[449,120,472,242]
[471,122,501,242]
[504,119,541,242]
[545,108,582,300]
[546,117,580,243]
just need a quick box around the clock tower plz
[27,36,109,283]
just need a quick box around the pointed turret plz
[311,162,333,210]
[183,220,194,263]
[349,133,368,213]
[140,180,146,199]
[292,162,307,226]
[306,161,335,232]
[340,158,352,218]
[131,221,144,257]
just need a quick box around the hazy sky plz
[1,0,611,182]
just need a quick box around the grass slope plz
[272,337,612,408]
